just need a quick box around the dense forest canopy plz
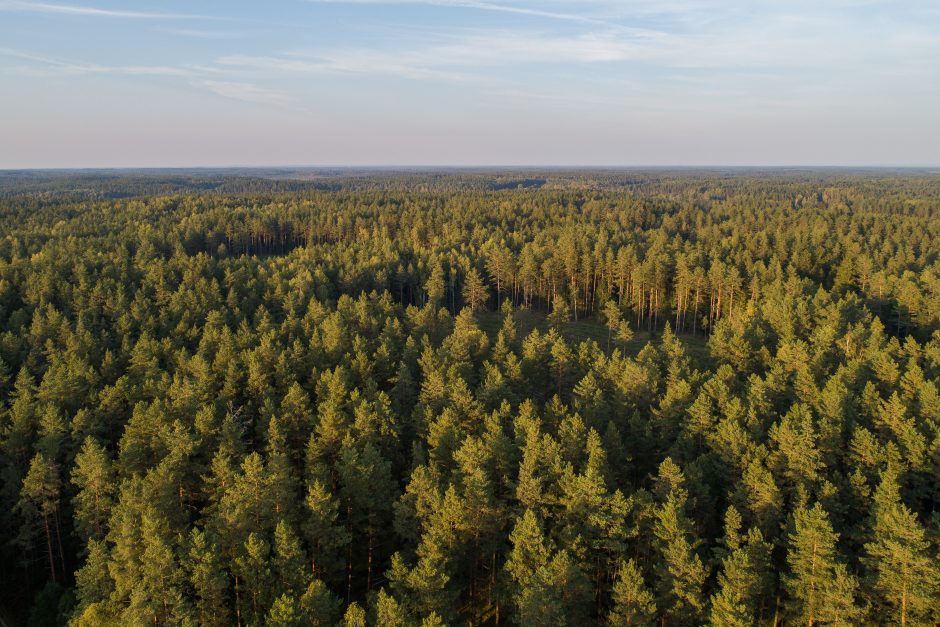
[0,169,938,625]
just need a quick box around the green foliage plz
[70,437,115,543]
[652,460,707,624]
[708,508,773,626]
[862,470,940,625]
[784,503,863,625]
[185,528,229,627]
[0,171,938,625]
[609,559,656,626]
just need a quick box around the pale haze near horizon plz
[0,0,938,169]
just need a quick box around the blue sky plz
[1,0,938,167]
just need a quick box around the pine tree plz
[71,436,115,543]
[106,478,148,614]
[388,533,457,622]
[303,478,349,583]
[373,587,408,626]
[186,527,230,627]
[36,403,67,460]
[769,403,824,501]
[2,369,39,490]
[615,320,635,353]
[129,512,191,625]
[862,470,940,626]
[609,558,656,626]
[504,509,551,605]
[735,454,784,543]
[261,426,295,523]
[548,298,571,330]
[273,520,310,596]
[308,366,351,476]
[267,593,303,627]
[549,335,574,396]
[709,512,773,627]
[425,263,446,309]
[462,268,489,313]
[235,532,273,624]
[337,437,397,596]
[784,503,861,626]
[299,579,341,626]
[876,392,927,470]
[452,435,501,617]
[73,539,114,615]
[602,299,622,354]
[217,451,275,547]
[517,549,591,626]
[343,601,367,627]
[18,452,65,582]
[652,459,706,625]
[278,381,315,457]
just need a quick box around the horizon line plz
[3,164,940,172]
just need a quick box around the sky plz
[0,0,938,168]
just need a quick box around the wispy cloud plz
[213,25,672,83]
[217,52,476,82]
[214,27,759,83]
[161,28,243,39]
[0,47,297,109]
[194,80,294,106]
[306,0,618,26]
[0,0,209,19]
[0,47,193,75]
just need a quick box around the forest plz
[0,169,938,625]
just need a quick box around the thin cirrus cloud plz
[0,0,211,19]
[0,47,290,107]
[194,80,295,107]
[161,28,244,39]
[215,25,862,82]
[244,0,937,81]
[211,28,671,83]
[0,47,193,76]
[300,0,763,25]
[216,51,481,82]
[306,0,621,26]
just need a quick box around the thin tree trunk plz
[346,503,353,602]
[492,550,499,625]
[636,286,643,327]
[234,575,242,627]
[901,579,907,627]
[675,286,682,331]
[591,268,598,313]
[809,540,818,627]
[54,509,66,579]
[366,530,374,592]
[43,515,56,582]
